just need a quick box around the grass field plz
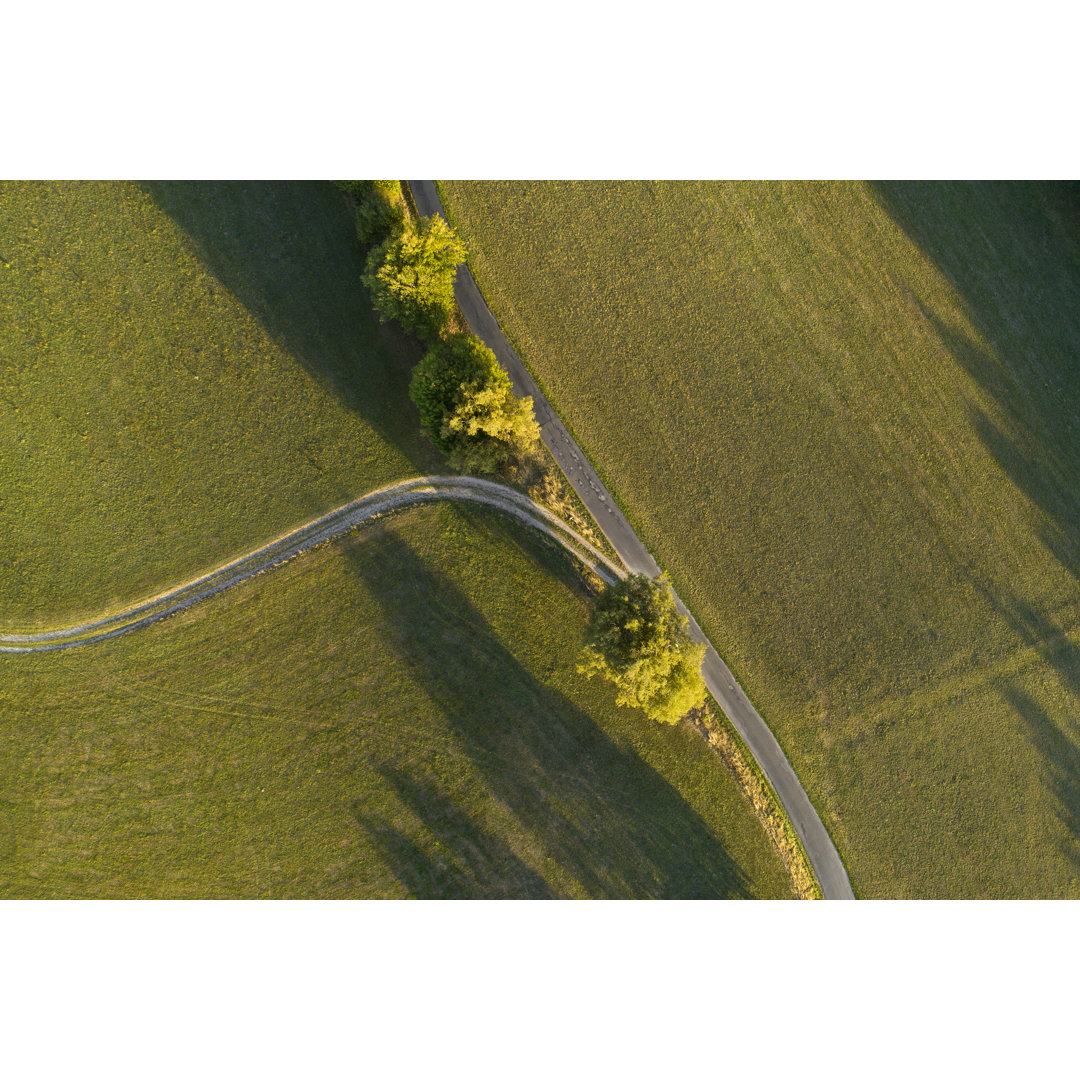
[0,181,442,628]
[440,180,1080,897]
[0,501,791,899]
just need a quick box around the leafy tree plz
[362,215,467,340]
[444,375,540,472]
[409,333,492,451]
[579,573,707,725]
[333,180,407,246]
[409,333,539,471]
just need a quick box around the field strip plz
[0,476,625,653]
[411,180,854,900]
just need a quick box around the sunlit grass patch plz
[0,503,792,899]
[441,180,1080,897]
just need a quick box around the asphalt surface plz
[410,180,855,900]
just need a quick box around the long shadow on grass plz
[870,182,1080,583]
[141,180,439,474]
[1001,682,1080,878]
[349,516,752,899]
[353,766,557,899]
[977,579,1080,879]
[870,184,1080,876]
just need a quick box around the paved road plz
[410,180,855,900]
[0,476,622,653]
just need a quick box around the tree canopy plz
[335,180,406,247]
[361,215,467,340]
[579,573,707,725]
[409,333,540,471]
[444,375,540,473]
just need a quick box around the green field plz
[0,180,790,898]
[0,181,441,628]
[440,180,1080,897]
[0,501,791,899]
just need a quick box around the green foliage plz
[331,180,369,197]
[580,574,706,725]
[409,333,540,471]
[333,180,407,246]
[445,377,541,473]
[336,180,407,247]
[409,332,492,450]
[362,214,467,340]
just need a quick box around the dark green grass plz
[440,180,1080,897]
[0,502,791,899]
[0,181,442,628]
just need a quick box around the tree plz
[444,375,540,473]
[347,180,407,246]
[409,333,540,471]
[579,573,707,725]
[333,181,407,246]
[409,333,492,450]
[361,215,467,340]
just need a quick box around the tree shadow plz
[908,305,1080,585]
[872,186,1080,652]
[1001,681,1080,877]
[869,182,1080,583]
[975,570,1080,864]
[348,512,754,899]
[140,180,439,473]
[869,184,1080,839]
[353,766,556,899]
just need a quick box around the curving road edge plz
[411,180,855,900]
[1,476,622,653]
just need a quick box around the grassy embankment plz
[0,500,792,898]
[440,180,1080,898]
[0,181,792,897]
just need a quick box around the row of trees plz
[339,181,540,473]
[338,183,706,728]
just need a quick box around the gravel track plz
[0,476,624,654]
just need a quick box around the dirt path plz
[0,476,623,653]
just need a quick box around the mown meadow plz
[0,181,442,628]
[0,501,791,899]
[0,180,791,897]
[440,180,1080,897]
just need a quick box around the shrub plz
[333,180,407,247]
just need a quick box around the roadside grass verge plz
[0,502,792,899]
[687,705,821,899]
[0,181,442,629]
[439,180,1080,897]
